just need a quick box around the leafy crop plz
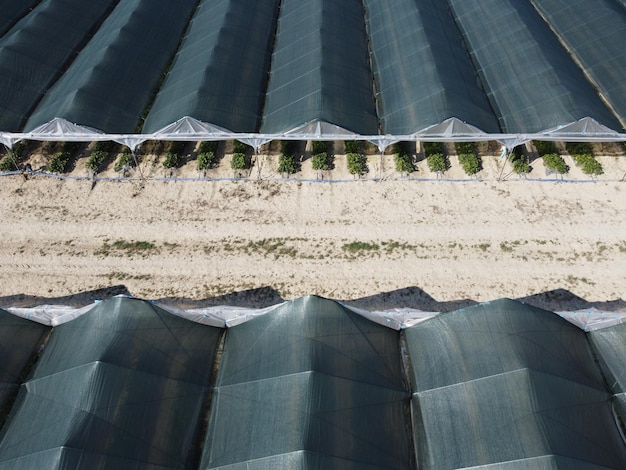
[427,153,449,174]
[543,153,569,174]
[458,153,482,176]
[347,153,368,176]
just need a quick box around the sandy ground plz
[1,144,625,310]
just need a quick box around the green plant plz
[510,148,531,174]
[61,142,80,154]
[572,154,603,176]
[280,140,299,156]
[342,241,379,252]
[458,153,482,176]
[455,142,475,155]
[393,141,412,156]
[162,151,180,169]
[427,153,449,174]
[232,140,248,153]
[168,141,186,155]
[344,141,361,154]
[12,140,28,159]
[94,141,113,152]
[48,151,71,173]
[511,158,532,174]
[566,142,593,156]
[312,152,332,171]
[114,150,134,173]
[394,152,414,174]
[199,141,218,154]
[347,153,368,177]
[533,140,557,156]
[0,151,18,172]
[231,152,248,171]
[422,141,443,156]
[197,151,216,171]
[311,141,328,154]
[86,150,108,173]
[278,153,297,175]
[543,153,569,174]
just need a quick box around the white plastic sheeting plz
[5,303,97,326]
[3,297,625,332]
[343,304,439,330]
[557,308,626,331]
[2,116,625,153]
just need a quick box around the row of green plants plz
[1,139,615,178]
[534,141,603,176]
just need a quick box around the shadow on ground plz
[1,285,624,313]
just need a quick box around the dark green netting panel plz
[589,321,626,421]
[24,0,198,134]
[260,0,378,135]
[0,1,41,38]
[447,0,623,133]
[404,299,626,469]
[0,309,48,426]
[200,296,411,469]
[0,297,222,470]
[0,0,118,132]
[143,0,279,134]
[362,0,500,134]
[530,0,626,130]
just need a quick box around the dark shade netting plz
[0,1,42,38]
[0,0,119,132]
[2,296,626,469]
[0,297,222,470]
[530,0,626,125]
[0,309,49,421]
[362,0,501,134]
[0,1,624,138]
[589,321,626,424]
[259,0,379,135]
[200,295,412,469]
[404,298,626,469]
[143,0,279,134]
[24,0,198,134]
[447,0,623,133]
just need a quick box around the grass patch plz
[95,240,157,257]
[342,241,380,253]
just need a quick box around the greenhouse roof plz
[0,0,624,151]
[1,296,626,469]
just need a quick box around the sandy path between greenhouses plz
[1,163,625,308]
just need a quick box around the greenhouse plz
[1,296,626,469]
[0,0,624,151]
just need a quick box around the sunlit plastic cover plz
[143,0,279,134]
[0,309,48,417]
[447,0,622,133]
[259,0,379,135]
[362,0,500,134]
[589,321,626,420]
[24,0,197,134]
[530,0,626,124]
[404,298,626,469]
[0,0,118,132]
[0,297,222,470]
[200,295,412,469]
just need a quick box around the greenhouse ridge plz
[0,0,625,151]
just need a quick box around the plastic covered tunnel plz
[1,296,626,469]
